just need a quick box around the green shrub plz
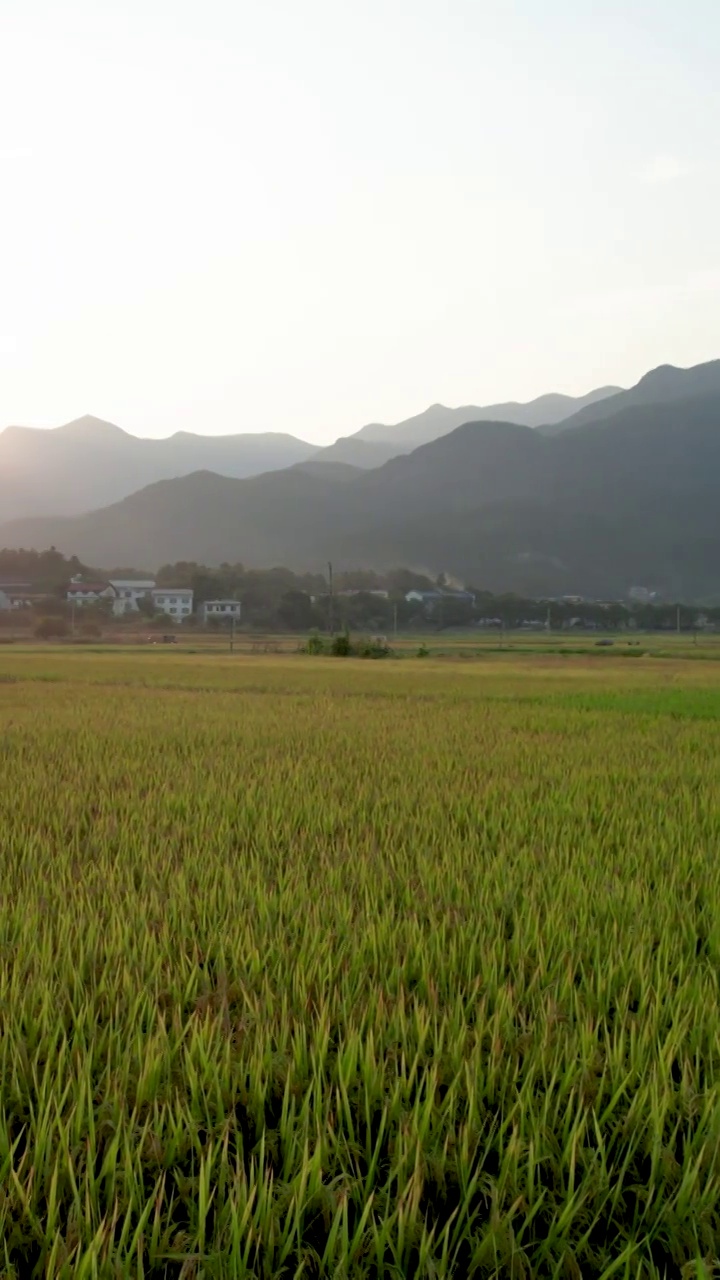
[355,635,391,659]
[331,632,352,657]
[35,616,69,640]
[303,631,326,655]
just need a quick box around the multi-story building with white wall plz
[109,579,156,616]
[151,588,194,621]
[200,599,242,624]
[66,582,116,607]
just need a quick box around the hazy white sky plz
[1,0,719,443]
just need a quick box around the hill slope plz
[543,359,720,435]
[0,386,620,522]
[4,389,720,599]
[344,385,621,449]
[0,416,321,520]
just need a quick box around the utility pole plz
[328,561,335,636]
[230,615,235,653]
[676,604,681,636]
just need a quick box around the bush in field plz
[302,630,326,655]
[34,615,69,639]
[304,631,390,658]
[355,635,391,659]
[331,632,352,656]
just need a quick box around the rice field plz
[1,649,720,1277]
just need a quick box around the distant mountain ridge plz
[341,385,622,450]
[0,415,321,520]
[0,383,622,520]
[3,359,720,601]
[542,361,720,434]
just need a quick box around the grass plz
[1,650,720,1276]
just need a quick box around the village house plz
[109,579,156,616]
[0,582,33,610]
[151,587,194,621]
[405,590,443,605]
[0,583,48,610]
[66,582,116,607]
[200,599,242,624]
[405,589,475,606]
[336,589,390,599]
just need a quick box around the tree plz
[85,596,115,620]
[435,597,475,630]
[336,569,385,592]
[277,591,318,631]
[136,594,156,618]
[337,592,392,633]
[385,568,435,597]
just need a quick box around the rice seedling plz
[0,650,719,1276]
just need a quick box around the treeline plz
[154,563,436,631]
[155,562,719,632]
[0,547,91,590]
[3,548,720,632]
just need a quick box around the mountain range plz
[0,419,320,521]
[345,385,621,449]
[0,384,621,520]
[3,359,720,600]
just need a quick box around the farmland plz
[1,650,720,1276]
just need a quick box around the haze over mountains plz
[0,419,320,521]
[0,384,621,520]
[541,361,720,435]
[3,360,720,601]
[346,385,622,450]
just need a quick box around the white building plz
[405,589,475,606]
[201,599,242,624]
[405,590,444,605]
[336,589,389,599]
[66,582,116,607]
[151,587,194,621]
[0,582,32,610]
[109,579,156,616]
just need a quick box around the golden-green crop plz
[1,649,720,1277]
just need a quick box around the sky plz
[1,0,719,443]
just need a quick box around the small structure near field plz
[200,600,242,624]
[66,581,116,607]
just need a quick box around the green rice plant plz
[0,649,719,1274]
